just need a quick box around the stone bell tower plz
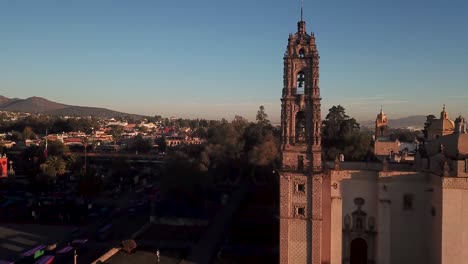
[279,7,329,264]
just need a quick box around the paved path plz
[0,224,76,261]
[180,183,251,264]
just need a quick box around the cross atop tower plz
[297,0,306,34]
[301,0,304,21]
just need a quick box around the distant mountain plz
[0,95,11,105]
[359,115,426,129]
[0,96,67,113]
[0,95,144,119]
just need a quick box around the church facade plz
[279,16,468,264]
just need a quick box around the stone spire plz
[297,0,306,34]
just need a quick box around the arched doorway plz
[350,238,367,264]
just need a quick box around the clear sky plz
[1,0,467,122]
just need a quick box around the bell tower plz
[279,4,329,264]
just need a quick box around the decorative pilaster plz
[330,196,342,264]
[377,182,391,264]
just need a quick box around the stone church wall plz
[330,169,432,264]
[440,177,468,263]
[384,172,431,264]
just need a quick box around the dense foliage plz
[161,106,280,205]
[322,105,374,161]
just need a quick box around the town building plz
[0,154,7,178]
[373,108,400,160]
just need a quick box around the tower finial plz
[380,105,383,114]
[297,0,306,33]
[301,0,304,21]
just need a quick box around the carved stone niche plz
[293,204,307,218]
[294,181,306,195]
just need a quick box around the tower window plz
[296,71,306,94]
[296,183,305,193]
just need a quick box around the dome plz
[429,118,455,132]
[427,105,456,139]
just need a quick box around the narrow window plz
[297,207,305,217]
[297,183,305,193]
[298,155,304,171]
[403,194,414,210]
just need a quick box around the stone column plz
[377,181,391,264]
[311,174,323,264]
[330,196,342,264]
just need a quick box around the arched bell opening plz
[296,71,306,95]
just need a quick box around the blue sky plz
[1,0,467,122]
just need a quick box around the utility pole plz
[83,137,87,175]
[74,249,78,264]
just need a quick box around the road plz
[66,189,150,264]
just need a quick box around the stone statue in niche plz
[443,160,450,177]
[334,156,340,170]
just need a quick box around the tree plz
[256,105,270,126]
[45,140,70,156]
[66,154,82,173]
[247,131,278,167]
[323,105,359,139]
[322,105,372,161]
[23,126,36,140]
[129,135,152,153]
[423,115,436,138]
[389,128,420,142]
[156,136,167,153]
[232,115,249,135]
[109,125,124,140]
[41,156,66,178]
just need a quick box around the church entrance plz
[350,238,367,264]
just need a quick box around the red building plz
[0,155,7,178]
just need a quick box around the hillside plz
[0,96,67,113]
[44,106,143,119]
[0,95,11,105]
[0,95,144,119]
